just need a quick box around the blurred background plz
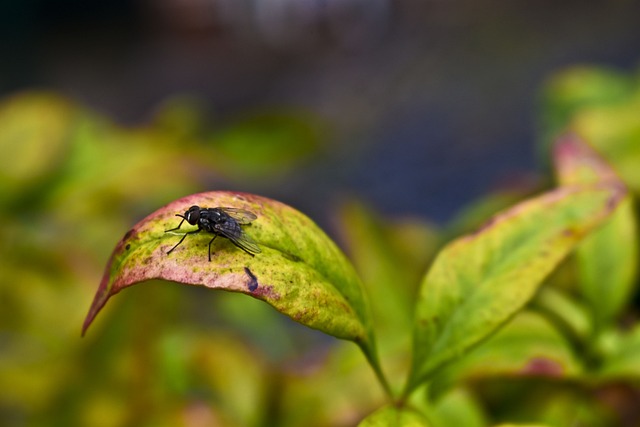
[2,0,639,222]
[1,0,640,426]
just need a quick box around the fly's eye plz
[186,206,200,224]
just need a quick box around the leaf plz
[598,325,640,381]
[538,66,635,152]
[430,311,581,396]
[338,201,439,341]
[539,65,640,192]
[429,388,487,427]
[531,287,593,343]
[338,201,440,394]
[82,192,385,383]
[554,134,638,331]
[407,183,625,393]
[358,405,432,427]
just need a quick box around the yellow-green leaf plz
[82,192,382,379]
[431,311,581,396]
[407,184,624,393]
[554,135,638,331]
[532,287,593,343]
[338,201,439,343]
[598,325,640,381]
[429,388,487,427]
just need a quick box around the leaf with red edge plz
[406,183,625,393]
[82,191,380,369]
[554,134,638,331]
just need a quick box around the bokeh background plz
[1,1,640,426]
[3,0,640,221]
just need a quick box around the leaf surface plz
[598,325,640,380]
[430,312,581,396]
[407,184,624,392]
[83,192,376,357]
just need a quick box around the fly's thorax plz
[205,208,225,221]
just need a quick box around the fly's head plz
[183,205,201,225]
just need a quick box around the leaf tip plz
[553,133,624,185]
[81,251,121,336]
[81,288,110,337]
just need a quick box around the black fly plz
[165,206,261,261]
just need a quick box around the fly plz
[165,205,261,261]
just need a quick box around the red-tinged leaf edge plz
[82,192,370,339]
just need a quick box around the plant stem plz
[359,340,394,399]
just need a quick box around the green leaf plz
[82,191,385,388]
[338,201,439,341]
[358,405,432,427]
[539,65,640,192]
[538,66,635,152]
[429,388,487,427]
[598,325,640,381]
[338,201,440,395]
[554,135,638,331]
[531,287,593,343]
[431,311,581,396]
[447,189,536,238]
[407,184,625,393]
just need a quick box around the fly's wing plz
[215,220,262,255]
[218,207,258,225]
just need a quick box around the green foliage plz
[540,66,640,192]
[554,135,638,332]
[407,183,622,392]
[3,63,640,427]
[82,191,387,393]
[83,192,372,343]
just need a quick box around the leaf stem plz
[359,340,394,399]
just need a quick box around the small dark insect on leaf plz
[165,206,261,261]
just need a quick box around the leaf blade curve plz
[83,191,375,351]
[407,183,625,393]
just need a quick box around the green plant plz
[83,130,636,426]
[2,65,639,427]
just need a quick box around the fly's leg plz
[208,235,217,262]
[165,217,186,233]
[167,229,200,255]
